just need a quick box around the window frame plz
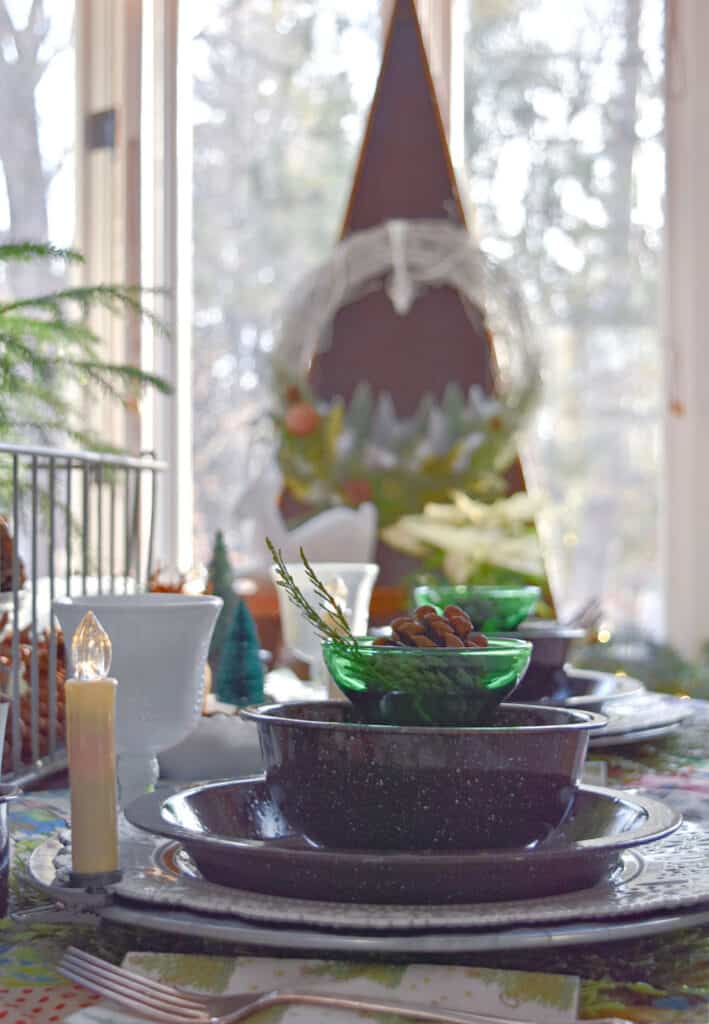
[140,0,194,574]
[662,0,708,658]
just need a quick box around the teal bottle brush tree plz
[208,530,264,705]
[215,599,264,706]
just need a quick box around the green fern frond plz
[0,282,164,326]
[0,242,84,264]
[0,315,101,350]
[0,240,172,448]
[73,360,172,394]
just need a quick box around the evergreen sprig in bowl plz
[322,636,532,726]
[414,583,541,633]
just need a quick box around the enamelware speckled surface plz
[494,621,585,700]
[240,700,606,850]
[124,779,680,904]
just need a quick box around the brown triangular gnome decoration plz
[272,0,543,593]
[311,0,494,413]
[341,0,466,233]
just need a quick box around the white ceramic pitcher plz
[271,562,379,697]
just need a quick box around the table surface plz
[4,701,709,1023]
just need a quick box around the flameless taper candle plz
[66,610,120,884]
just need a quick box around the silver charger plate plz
[26,827,709,954]
[98,902,709,955]
[25,804,709,934]
[108,822,709,931]
[589,693,694,747]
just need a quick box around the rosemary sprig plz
[267,538,358,648]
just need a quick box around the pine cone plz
[0,516,26,592]
[375,606,489,649]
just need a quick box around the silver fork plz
[58,946,630,1024]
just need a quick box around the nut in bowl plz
[322,634,532,727]
[266,544,532,727]
[414,583,541,633]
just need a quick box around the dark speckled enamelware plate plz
[125,780,680,905]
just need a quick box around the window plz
[0,0,75,298]
[459,0,665,633]
[187,1,381,563]
[185,0,666,632]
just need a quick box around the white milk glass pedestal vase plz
[272,563,379,698]
[54,594,222,805]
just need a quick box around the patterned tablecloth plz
[4,701,709,1023]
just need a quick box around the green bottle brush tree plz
[215,600,264,706]
[208,529,264,706]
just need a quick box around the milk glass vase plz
[271,562,379,696]
[54,594,222,805]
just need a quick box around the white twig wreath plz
[267,218,541,525]
[274,218,540,401]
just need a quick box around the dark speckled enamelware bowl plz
[498,621,587,702]
[240,700,607,851]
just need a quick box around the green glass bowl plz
[413,583,541,632]
[322,637,532,726]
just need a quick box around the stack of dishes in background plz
[414,583,694,747]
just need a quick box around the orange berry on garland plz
[341,477,373,506]
[284,401,320,436]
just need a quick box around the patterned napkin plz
[65,954,579,1023]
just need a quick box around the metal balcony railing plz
[0,443,165,784]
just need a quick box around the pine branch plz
[0,284,168,336]
[1,311,97,337]
[0,242,83,264]
[266,538,357,647]
[0,240,172,447]
[72,360,173,396]
[300,546,353,639]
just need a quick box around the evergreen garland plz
[215,599,264,706]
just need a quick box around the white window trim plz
[663,0,709,658]
[140,0,193,574]
[76,0,143,452]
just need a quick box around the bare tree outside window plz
[462,0,664,634]
[0,0,75,299]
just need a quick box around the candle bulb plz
[66,611,121,885]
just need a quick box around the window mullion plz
[663,0,709,656]
[75,0,142,453]
[141,0,194,574]
[382,0,454,135]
